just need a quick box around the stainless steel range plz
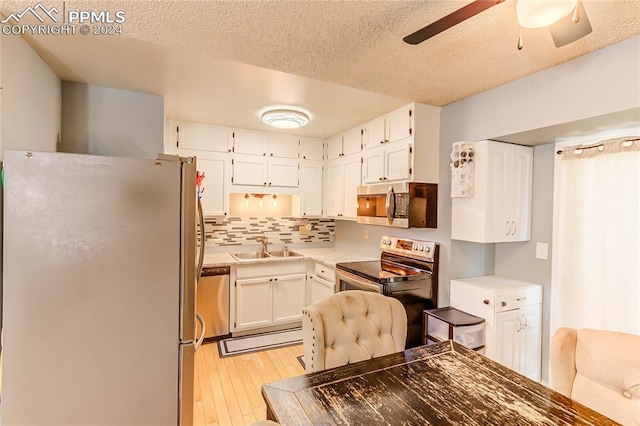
[336,236,439,348]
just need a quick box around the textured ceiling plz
[1,0,639,138]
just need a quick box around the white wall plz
[0,33,61,159]
[60,82,164,158]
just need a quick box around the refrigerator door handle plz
[196,198,205,284]
[194,312,206,351]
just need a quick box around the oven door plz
[336,269,383,293]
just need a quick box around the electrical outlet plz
[364,229,369,240]
[535,242,549,260]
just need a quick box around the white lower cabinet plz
[450,275,542,381]
[307,262,336,305]
[233,261,306,332]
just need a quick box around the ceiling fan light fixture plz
[516,0,578,28]
[261,108,310,129]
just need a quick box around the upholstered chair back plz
[302,290,407,373]
[550,327,640,425]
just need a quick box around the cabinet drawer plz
[495,287,541,312]
[314,262,335,283]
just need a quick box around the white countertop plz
[202,247,375,268]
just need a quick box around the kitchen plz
[0,1,639,425]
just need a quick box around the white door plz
[272,274,306,324]
[300,138,324,161]
[342,156,361,218]
[494,309,522,372]
[385,143,412,182]
[197,156,228,216]
[327,136,343,160]
[232,155,268,186]
[519,305,542,381]
[364,118,386,148]
[310,275,335,304]
[362,146,385,184]
[385,106,412,143]
[236,277,272,330]
[234,131,269,156]
[268,158,299,187]
[177,122,230,153]
[301,162,323,216]
[324,161,344,217]
[509,144,533,241]
[342,128,362,156]
[485,141,512,242]
[270,135,299,159]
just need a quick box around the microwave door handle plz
[385,186,395,225]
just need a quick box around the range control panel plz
[380,236,437,261]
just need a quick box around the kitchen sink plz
[268,250,303,258]
[232,252,270,260]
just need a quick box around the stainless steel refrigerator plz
[1,150,205,425]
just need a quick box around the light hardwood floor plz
[193,342,306,426]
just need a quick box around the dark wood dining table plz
[261,341,619,425]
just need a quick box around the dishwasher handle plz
[201,266,230,277]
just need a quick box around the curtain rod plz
[556,136,640,155]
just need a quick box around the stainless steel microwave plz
[356,182,437,228]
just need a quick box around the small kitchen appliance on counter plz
[336,236,439,348]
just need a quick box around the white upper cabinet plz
[363,105,413,149]
[232,155,268,186]
[342,155,361,218]
[324,154,361,219]
[342,128,362,156]
[451,140,533,243]
[233,130,270,156]
[267,158,299,187]
[324,161,344,217]
[197,156,228,217]
[327,136,344,160]
[300,138,324,161]
[299,162,323,217]
[269,135,300,159]
[176,122,231,153]
[362,142,412,184]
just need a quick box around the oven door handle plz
[337,270,382,293]
[385,186,396,225]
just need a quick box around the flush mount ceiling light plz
[261,108,310,129]
[516,0,578,28]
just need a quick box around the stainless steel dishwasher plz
[196,266,230,340]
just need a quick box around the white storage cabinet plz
[451,140,533,243]
[323,154,360,219]
[450,275,542,381]
[308,262,336,305]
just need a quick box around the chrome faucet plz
[256,236,268,254]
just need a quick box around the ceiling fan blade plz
[403,0,505,45]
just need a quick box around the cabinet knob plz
[483,300,490,305]
[264,182,267,186]
[501,301,507,307]
[274,278,278,281]
[268,182,272,186]
[269,278,273,281]
[379,177,383,181]
[380,141,384,144]
[263,153,266,156]
[303,156,306,159]
[516,296,527,301]
[270,153,273,156]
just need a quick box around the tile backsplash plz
[202,217,334,247]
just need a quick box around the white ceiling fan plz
[403,0,592,49]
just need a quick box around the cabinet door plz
[267,158,299,187]
[364,118,386,148]
[233,131,269,156]
[362,146,385,184]
[519,305,541,381]
[342,128,362,157]
[310,276,335,305]
[385,106,412,144]
[197,157,228,216]
[177,122,231,153]
[270,135,299,159]
[272,274,306,324]
[485,142,512,242]
[300,138,324,161]
[232,155,267,186]
[327,136,343,160]
[494,309,521,372]
[385,142,412,182]
[342,155,361,218]
[324,161,344,217]
[236,277,272,330]
[509,145,533,241]
[301,162,323,216]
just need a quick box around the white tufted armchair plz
[302,290,407,373]
[550,327,640,425]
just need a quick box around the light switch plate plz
[535,242,549,260]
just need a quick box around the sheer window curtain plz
[550,133,640,340]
